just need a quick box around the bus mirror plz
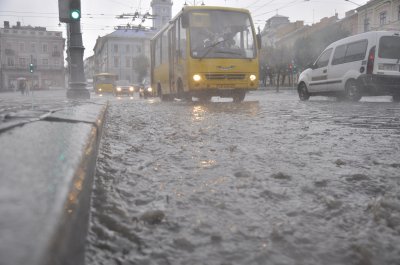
[256,34,262,49]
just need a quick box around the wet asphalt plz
[86,90,400,265]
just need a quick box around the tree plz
[294,24,350,71]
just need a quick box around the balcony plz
[1,64,64,71]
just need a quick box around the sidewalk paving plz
[0,90,108,265]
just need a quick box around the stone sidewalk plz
[0,90,108,265]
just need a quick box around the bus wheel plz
[198,95,211,102]
[345,79,362,102]
[232,91,245,103]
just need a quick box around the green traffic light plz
[70,9,80,20]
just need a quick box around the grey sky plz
[0,0,368,58]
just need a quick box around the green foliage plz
[293,23,350,70]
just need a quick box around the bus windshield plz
[94,75,116,84]
[189,10,256,59]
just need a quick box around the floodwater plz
[86,91,400,265]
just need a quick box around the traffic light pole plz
[66,21,90,99]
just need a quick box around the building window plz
[7,57,14,66]
[42,44,48,53]
[19,58,26,66]
[126,57,131,68]
[54,45,58,52]
[114,44,118,53]
[114,57,119,67]
[379,11,387,26]
[126,44,130,53]
[42,59,48,65]
[19,43,25,52]
[398,5,400,20]
[137,46,141,53]
[31,43,36,52]
[364,17,370,32]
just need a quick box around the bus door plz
[168,24,177,94]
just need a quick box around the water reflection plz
[191,101,260,121]
[191,105,207,121]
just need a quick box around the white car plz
[297,31,400,102]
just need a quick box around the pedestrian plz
[18,81,25,95]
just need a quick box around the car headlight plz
[129,87,134,92]
[193,74,201,82]
[99,88,102,92]
[147,87,153,92]
[117,87,122,92]
[249,74,257,81]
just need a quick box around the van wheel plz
[345,79,362,102]
[393,94,400,102]
[298,82,310,101]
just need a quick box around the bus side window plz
[180,17,187,59]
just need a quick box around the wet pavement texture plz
[86,91,400,265]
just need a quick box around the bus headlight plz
[193,74,201,82]
[117,87,122,92]
[249,74,257,81]
[129,87,134,92]
[147,87,153,92]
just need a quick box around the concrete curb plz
[42,103,108,265]
[0,100,108,265]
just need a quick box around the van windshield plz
[378,36,400,59]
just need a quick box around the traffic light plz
[58,0,81,23]
[29,63,34,73]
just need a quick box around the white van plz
[297,31,400,102]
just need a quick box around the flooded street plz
[86,91,400,265]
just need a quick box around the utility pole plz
[66,21,89,99]
[58,0,89,99]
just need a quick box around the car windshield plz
[116,80,130,86]
[378,36,400,59]
[2,1,400,265]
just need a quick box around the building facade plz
[92,0,172,83]
[0,21,65,92]
[357,0,400,33]
[151,0,173,30]
[93,30,155,83]
[84,55,95,81]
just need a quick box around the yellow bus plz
[150,6,261,102]
[93,73,118,94]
